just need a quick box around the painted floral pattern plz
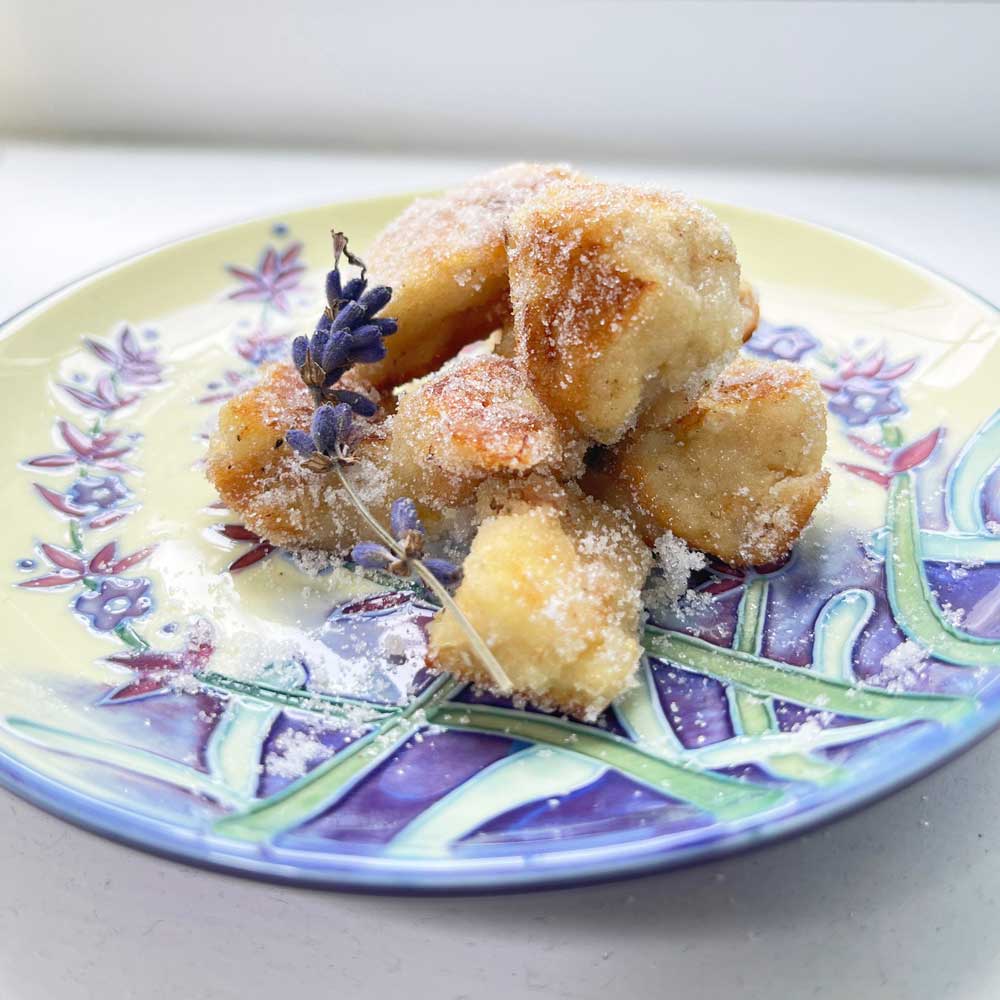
[8,224,1000,891]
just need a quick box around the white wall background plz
[3,1,999,171]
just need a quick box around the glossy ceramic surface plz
[1,194,998,892]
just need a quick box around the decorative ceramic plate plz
[2,193,999,893]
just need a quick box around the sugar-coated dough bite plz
[504,180,746,445]
[585,358,829,566]
[205,363,399,552]
[391,354,582,510]
[359,163,582,391]
[427,486,651,721]
[739,280,760,341]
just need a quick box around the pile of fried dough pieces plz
[208,164,829,720]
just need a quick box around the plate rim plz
[2,192,998,895]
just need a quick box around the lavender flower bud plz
[372,317,398,336]
[351,542,393,570]
[285,429,316,455]
[322,364,349,389]
[390,498,423,539]
[358,285,392,319]
[320,330,351,372]
[315,311,332,335]
[348,324,382,351]
[349,341,388,365]
[331,300,365,333]
[341,276,367,303]
[311,403,352,455]
[423,558,463,588]
[311,329,330,358]
[327,388,379,418]
[325,268,342,308]
[291,335,309,370]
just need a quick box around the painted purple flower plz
[68,475,130,510]
[60,373,139,413]
[827,376,905,427]
[226,242,306,314]
[86,326,162,385]
[74,576,152,630]
[25,420,134,473]
[745,319,819,362]
[821,349,916,427]
[103,621,214,701]
[17,540,154,590]
[34,475,134,528]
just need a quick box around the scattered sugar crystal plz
[642,531,707,617]
[264,728,336,780]
[876,640,929,692]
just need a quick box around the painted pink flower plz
[226,242,305,314]
[85,327,162,385]
[840,427,943,488]
[60,373,139,413]
[216,523,274,572]
[103,621,214,702]
[17,540,154,589]
[24,420,135,473]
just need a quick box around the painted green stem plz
[205,698,280,800]
[426,703,785,821]
[729,581,845,785]
[886,473,1000,667]
[199,671,398,723]
[213,675,462,842]
[643,630,974,723]
[613,657,684,757]
[731,580,774,734]
[6,717,248,808]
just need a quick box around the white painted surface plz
[3,2,1000,171]
[1,140,1000,1000]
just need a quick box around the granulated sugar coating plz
[504,179,745,444]
[391,353,583,510]
[586,357,829,566]
[205,362,400,551]
[359,163,582,390]
[642,531,709,615]
[203,165,832,720]
[427,488,652,721]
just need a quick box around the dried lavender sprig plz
[341,490,512,694]
[290,230,395,411]
[351,498,463,587]
[285,229,512,695]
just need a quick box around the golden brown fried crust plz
[391,354,580,510]
[358,163,581,391]
[584,358,829,566]
[504,180,745,445]
[205,363,398,552]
